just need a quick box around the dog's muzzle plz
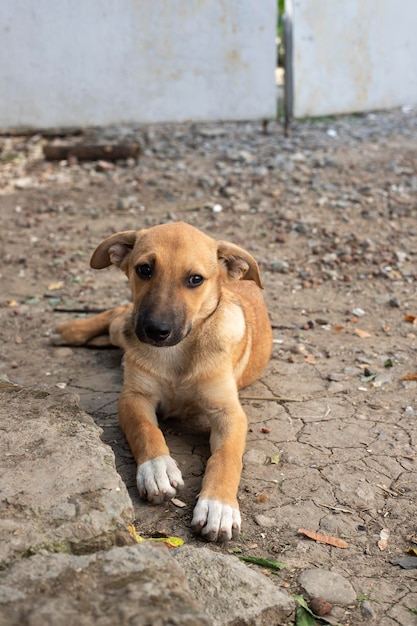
[135,317,188,347]
[143,320,172,344]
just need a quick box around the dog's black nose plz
[144,321,172,343]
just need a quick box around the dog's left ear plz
[217,241,263,288]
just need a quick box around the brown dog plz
[51,222,272,541]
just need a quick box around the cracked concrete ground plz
[1,109,417,624]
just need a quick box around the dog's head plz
[90,222,262,347]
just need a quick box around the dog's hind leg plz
[50,305,130,347]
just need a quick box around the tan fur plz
[52,222,272,541]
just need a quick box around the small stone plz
[254,514,276,528]
[309,597,332,616]
[322,253,338,263]
[361,600,377,619]
[198,127,226,138]
[394,250,407,263]
[388,296,400,308]
[299,569,356,605]
[54,347,74,359]
[116,195,137,210]
[270,260,289,273]
[212,203,223,213]
[352,307,366,317]
[233,201,250,212]
[328,372,346,382]
[14,177,34,189]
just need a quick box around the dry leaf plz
[333,325,344,333]
[355,328,373,339]
[404,314,417,324]
[256,493,269,503]
[149,536,184,548]
[304,354,317,365]
[402,373,417,381]
[298,528,349,549]
[127,524,184,548]
[48,281,64,291]
[127,524,144,543]
[171,498,187,508]
[378,528,390,551]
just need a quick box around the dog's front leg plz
[118,389,184,504]
[191,384,247,542]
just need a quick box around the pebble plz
[14,176,34,189]
[388,296,401,308]
[117,195,138,210]
[328,372,346,382]
[270,260,289,273]
[299,569,356,605]
[254,514,277,528]
[361,600,377,620]
[54,348,74,359]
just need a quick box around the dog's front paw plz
[191,498,241,542]
[136,455,184,504]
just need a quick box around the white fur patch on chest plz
[220,302,245,343]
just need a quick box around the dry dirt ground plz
[1,109,417,625]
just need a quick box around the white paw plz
[49,332,66,346]
[191,497,241,542]
[136,455,184,504]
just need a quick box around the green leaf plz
[24,297,41,305]
[296,607,318,626]
[384,358,393,368]
[293,595,319,618]
[293,595,310,611]
[238,555,285,571]
[270,454,281,464]
[47,298,62,307]
[360,374,376,382]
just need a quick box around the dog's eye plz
[187,274,204,288]
[136,264,153,280]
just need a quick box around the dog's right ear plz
[90,231,137,270]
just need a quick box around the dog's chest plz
[157,381,204,419]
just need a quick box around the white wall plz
[289,0,417,118]
[0,1,277,129]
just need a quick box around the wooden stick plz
[315,502,354,514]
[43,142,140,161]
[239,394,304,402]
